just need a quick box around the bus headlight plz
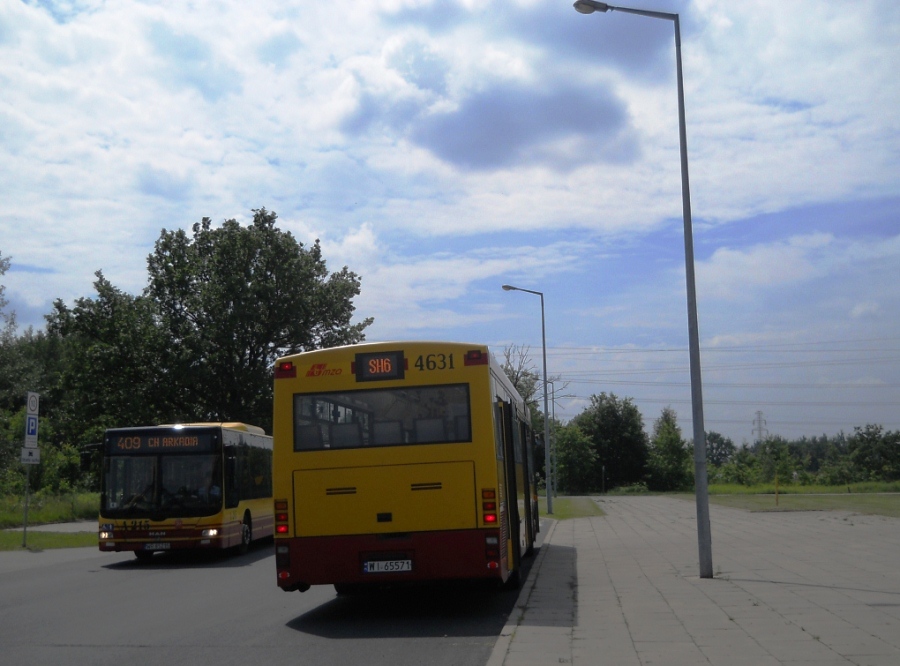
[99,531,112,539]
[201,528,219,538]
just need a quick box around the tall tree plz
[555,424,597,494]
[48,273,168,443]
[49,209,372,439]
[646,407,692,491]
[571,393,648,490]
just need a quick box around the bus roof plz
[120,422,267,435]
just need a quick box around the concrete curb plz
[485,518,558,666]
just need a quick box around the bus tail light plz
[275,361,297,379]
[482,489,497,525]
[275,499,289,534]
[464,350,489,366]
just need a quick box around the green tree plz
[48,273,169,446]
[706,431,736,468]
[754,436,797,484]
[646,407,692,491]
[555,424,597,494]
[848,424,900,481]
[715,445,759,486]
[146,210,371,429]
[48,209,372,441]
[571,393,648,490]
[0,250,10,317]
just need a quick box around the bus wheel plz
[238,513,252,554]
[502,569,521,590]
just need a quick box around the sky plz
[1,0,898,446]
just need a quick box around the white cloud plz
[699,233,833,300]
[1,0,899,443]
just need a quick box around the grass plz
[691,492,900,518]
[0,492,99,529]
[0,529,97,552]
[707,481,900,495]
[538,495,605,520]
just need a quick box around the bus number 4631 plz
[414,354,455,371]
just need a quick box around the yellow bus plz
[98,422,273,560]
[272,341,539,593]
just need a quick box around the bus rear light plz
[487,561,500,570]
[275,499,290,534]
[464,350,489,366]
[275,361,297,379]
[481,489,497,524]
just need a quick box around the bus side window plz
[224,452,239,509]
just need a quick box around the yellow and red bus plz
[99,422,273,560]
[272,341,539,593]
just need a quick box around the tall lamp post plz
[502,284,553,514]
[573,0,713,578]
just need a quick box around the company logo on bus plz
[306,363,343,378]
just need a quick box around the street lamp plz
[548,380,558,497]
[573,1,713,578]
[502,284,553,514]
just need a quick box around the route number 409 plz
[414,354,455,371]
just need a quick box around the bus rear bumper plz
[276,528,507,591]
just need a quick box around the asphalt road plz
[0,535,538,666]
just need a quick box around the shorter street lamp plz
[502,284,553,514]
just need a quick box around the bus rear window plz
[292,384,471,451]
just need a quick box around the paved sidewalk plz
[488,496,900,666]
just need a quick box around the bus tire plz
[237,513,252,554]
[503,568,522,590]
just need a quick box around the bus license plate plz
[364,559,411,573]
[145,543,170,550]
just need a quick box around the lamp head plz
[501,284,516,291]
[573,1,610,14]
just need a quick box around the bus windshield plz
[293,383,471,451]
[102,454,223,518]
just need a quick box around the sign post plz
[22,392,40,548]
